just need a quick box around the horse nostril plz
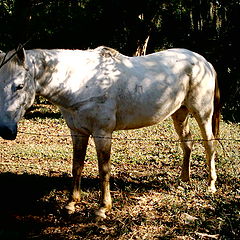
[0,124,17,140]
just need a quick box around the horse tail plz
[212,71,220,139]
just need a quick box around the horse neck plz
[28,49,73,106]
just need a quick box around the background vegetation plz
[0,0,240,121]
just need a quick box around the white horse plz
[0,46,220,219]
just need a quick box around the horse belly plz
[115,96,183,130]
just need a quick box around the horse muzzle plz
[0,124,18,140]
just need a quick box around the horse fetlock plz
[72,190,81,202]
[207,185,217,193]
[207,181,217,193]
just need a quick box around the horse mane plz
[95,46,121,60]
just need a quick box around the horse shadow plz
[0,171,168,213]
[2,170,239,239]
[0,171,169,239]
[0,172,69,239]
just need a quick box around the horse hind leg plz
[172,106,193,182]
[187,96,217,193]
[193,112,217,193]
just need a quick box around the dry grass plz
[0,104,239,240]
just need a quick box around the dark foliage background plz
[0,0,239,122]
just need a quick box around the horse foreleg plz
[172,106,193,182]
[93,132,112,219]
[66,132,89,214]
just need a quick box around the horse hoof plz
[180,174,190,183]
[207,185,217,193]
[65,202,76,214]
[95,208,107,220]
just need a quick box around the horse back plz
[113,49,217,130]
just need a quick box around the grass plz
[0,103,239,239]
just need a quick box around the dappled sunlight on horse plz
[0,46,220,219]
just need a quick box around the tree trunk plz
[134,35,150,56]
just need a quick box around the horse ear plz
[15,46,26,66]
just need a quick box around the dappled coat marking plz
[0,46,220,219]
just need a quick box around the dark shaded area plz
[0,172,101,239]
[25,110,62,120]
[0,172,168,239]
[25,105,63,120]
[0,172,69,240]
[0,171,239,239]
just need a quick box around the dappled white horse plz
[0,46,220,219]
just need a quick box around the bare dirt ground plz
[0,104,239,239]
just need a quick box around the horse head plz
[0,48,36,140]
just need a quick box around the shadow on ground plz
[0,172,167,240]
[0,172,71,239]
[0,171,239,239]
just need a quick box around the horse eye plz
[16,84,24,91]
